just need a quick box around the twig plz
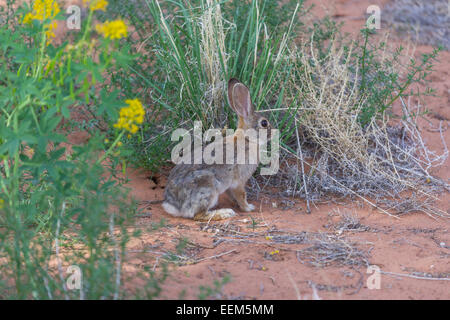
[55,201,69,300]
[310,282,322,300]
[286,270,302,300]
[193,249,237,263]
[295,119,310,213]
[43,274,53,300]
[380,271,450,281]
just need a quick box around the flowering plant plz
[0,0,149,299]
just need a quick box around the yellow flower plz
[23,13,34,24]
[269,250,279,255]
[265,236,273,240]
[23,0,60,23]
[45,20,58,41]
[96,20,128,39]
[83,0,108,11]
[22,0,60,44]
[114,99,145,135]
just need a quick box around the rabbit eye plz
[260,119,268,128]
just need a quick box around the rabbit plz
[162,78,273,221]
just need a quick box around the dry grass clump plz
[204,223,370,268]
[292,44,368,163]
[295,232,369,267]
[260,230,368,267]
[252,35,449,218]
[327,213,372,233]
[383,0,450,50]
[199,0,229,123]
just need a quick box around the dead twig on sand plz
[193,249,237,264]
[380,271,450,281]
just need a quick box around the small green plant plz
[198,274,231,300]
[354,28,441,125]
[249,215,259,231]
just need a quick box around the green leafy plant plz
[0,0,162,299]
[197,274,231,300]
[355,28,441,125]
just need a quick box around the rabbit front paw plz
[241,203,255,212]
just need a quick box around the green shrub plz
[354,29,440,125]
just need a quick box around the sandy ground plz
[4,0,448,299]
[120,0,450,300]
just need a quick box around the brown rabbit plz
[162,78,272,220]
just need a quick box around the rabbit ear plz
[228,78,253,119]
[227,78,240,113]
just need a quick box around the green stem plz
[6,96,31,127]
[73,8,94,61]
[359,28,369,93]
[10,107,24,299]
[30,106,43,135]
[97,130,125,165]
[12,108,20,203]
[81,8,94,44]
[34,25,47,79]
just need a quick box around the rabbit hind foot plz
[194,208,236,221]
